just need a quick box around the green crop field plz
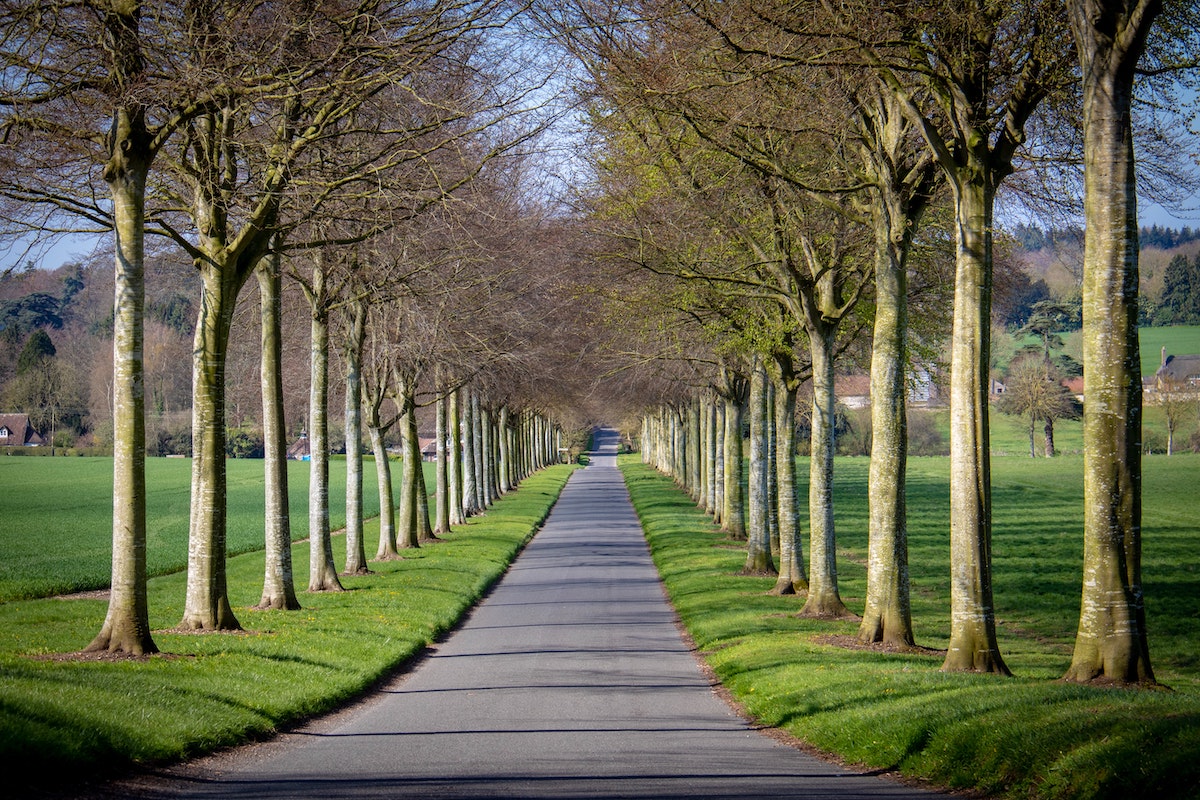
[0,456,433,602]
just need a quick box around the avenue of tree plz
[1,0,1198,691]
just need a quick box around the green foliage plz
[1155,253,1200,325]
[621,454,1200,799]
[15,329,55,374]
[0,465,575,793]
[0,292,63,335]
[224,427,264,459]
[0,458,441,601]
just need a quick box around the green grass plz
[1140,324,1200,376]
[0,457,435,602]
[621,453,1200,799]
[0,464,576,793]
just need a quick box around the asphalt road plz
[108,428,938,799]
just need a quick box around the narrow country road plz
[111,428,937,799]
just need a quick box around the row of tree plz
[545,0,1199,685]
[0,1,591,656]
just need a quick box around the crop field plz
[0,456,434,602]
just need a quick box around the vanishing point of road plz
[105,428,940,800]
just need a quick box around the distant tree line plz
[1009,223,1200,253]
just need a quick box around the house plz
[1155,347,1200,387]
[0,414,45,447]
[835,375,873,409]
[286,434,310,461]
[1063,376,1085,403]
[420,437,438,461]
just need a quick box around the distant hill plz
[1006,223,1200,310]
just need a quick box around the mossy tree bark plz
[395,370,422,549]
[342,298,369,575]
[255,250,300,610]
[448,387,465,525]
[745,358,775,574]
[89,23,157,650]
[769,354,807,596]
[1064,0,1159,686]
[435,386,451,535]
[799,326,852,619]
[940,176,1006,672]
[304,264,343,593]
[855,88,935,647]
[719,370,748,540]
[460,386,479,518]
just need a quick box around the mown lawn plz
[621,453,1200,799]
[0,456,435,602]
[0,463,576,794]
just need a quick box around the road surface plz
[106,428,937,799]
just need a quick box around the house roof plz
[1158,354,1200,384]
[0,413,43,446]
[835,375,872,399]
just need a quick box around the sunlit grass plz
[621,454,1200,799]
[0,464,575,792]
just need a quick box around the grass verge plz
[620,456,1200,800]
[0,464,575,794]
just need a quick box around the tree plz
[0,0,213,655]
[833,0,1076,673]
[997,353,1082,457]
[1155,375,1199,456]
[254,247,300,610]
[1155,252,1200,324]
[744,357,774,573]
[1064,0,1162,686]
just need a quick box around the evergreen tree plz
[1156,253,1200,325]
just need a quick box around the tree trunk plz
[800,329,851,619]
[414,408,435,543]
[713,400,725,526]
[448,387,465,525]
[396,372,420,549]
[255,251,300,610]
[498,405,512,495]
[342,301,369,575]
[766,380,779,555]
[460,387,479,517]
[181,262,244,629]
[859,213,913,646]
[1064,0,1158,686]
[369,423,399,559]
[942,175,1007,673]
[1044,418,1056,458]
[745,360,775,574]
[435,387,450,534]
[721,385,746,540]
[88,95,157,654]
[769,361,807,595]
[306,282,343,593]
[472,391,486,510]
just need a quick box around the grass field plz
[0,457,435,602]
[1011,324,1200,378]
[0,464,576,794]
[621,453,1200,799]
